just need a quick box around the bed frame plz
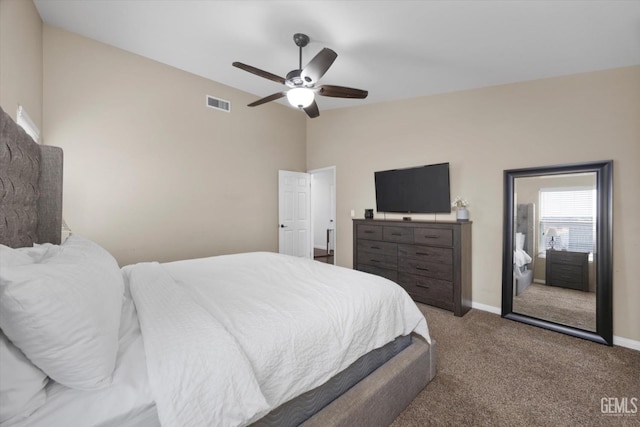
[0,106,436,426]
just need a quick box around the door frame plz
[309,166,337,265]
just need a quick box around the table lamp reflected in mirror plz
[546,227,558,250]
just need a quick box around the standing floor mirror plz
[501,160,613,345]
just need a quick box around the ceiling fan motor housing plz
[285,69,305,87]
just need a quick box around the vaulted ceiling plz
[34,1,640,110]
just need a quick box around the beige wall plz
[307,66,640,342]
[0,0,42,128]
[43,25,306,266]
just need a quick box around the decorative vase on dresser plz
[456,207,469,222]
[353,219,472,316]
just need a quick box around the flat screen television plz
[375,163,451,214]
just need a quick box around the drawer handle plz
[416,267,430,272]
[371,246,380,250]
[370,259,381,263]
[416,252,430,256]
[391,233,402,236]
[364,230,374,234]
[422,235,440,239]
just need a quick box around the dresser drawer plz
[398,257,453,281]
[548,263,585,289]
[357,224,382,240]
[398,273,453,311]
[550,263,582,278]
[357,251,397,270]
[414,227,453,246]
[357,264,398,282]
[398,244,452,265]
[383,226,414,243]
[358,239,397,257]
[548,250,587,266]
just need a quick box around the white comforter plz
[125,252,429,427]
[514,248,532,267]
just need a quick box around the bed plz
[513,203,535,295]
[0,106,436,427]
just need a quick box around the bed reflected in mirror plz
[502,161,613,345]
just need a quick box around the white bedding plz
[128,252,429,427]
[514,248,532,268]
[514,232,533,268]
[6,251,429,427]
[7,282,155,427]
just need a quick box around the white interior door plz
[279,170,312,258]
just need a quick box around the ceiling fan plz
[232,33,368,118]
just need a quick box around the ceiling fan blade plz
[248,91,287,107]
[318,85,368,99]
[232,62,286,85]
[303,100,320,118]
[300,48,337,84]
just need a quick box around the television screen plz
[375,163,451,214]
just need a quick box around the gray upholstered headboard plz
[516,203,535,261]
[0,106,63,248]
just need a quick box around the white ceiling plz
[34,1,640,111]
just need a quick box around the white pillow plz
[0,244,60,267]
[0,245,34,268]
[18,243,62,263]
[0,330,48,424]
[0,235,124,390]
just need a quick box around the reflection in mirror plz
[511,173,596,331]
[501,161,613,346]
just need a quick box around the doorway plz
[309,166,336,265]
[278,167,337,264]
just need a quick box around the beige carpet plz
[513,283,596,331]
[391,304,640,427]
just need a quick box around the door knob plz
[280,224,288,228]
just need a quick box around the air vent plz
[206,95,231,112]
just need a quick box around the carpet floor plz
[391,304,640,427]
[513,283,596,331]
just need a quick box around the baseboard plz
[470,302,640,351]
[471,301,501,315]
[613,336,640,351]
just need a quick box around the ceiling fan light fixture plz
[287,87,314,108]
[233,33,366,118]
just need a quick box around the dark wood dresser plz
[353,219,472,316]
[545,250,589,291]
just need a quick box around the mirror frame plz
[501,160,613,345]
